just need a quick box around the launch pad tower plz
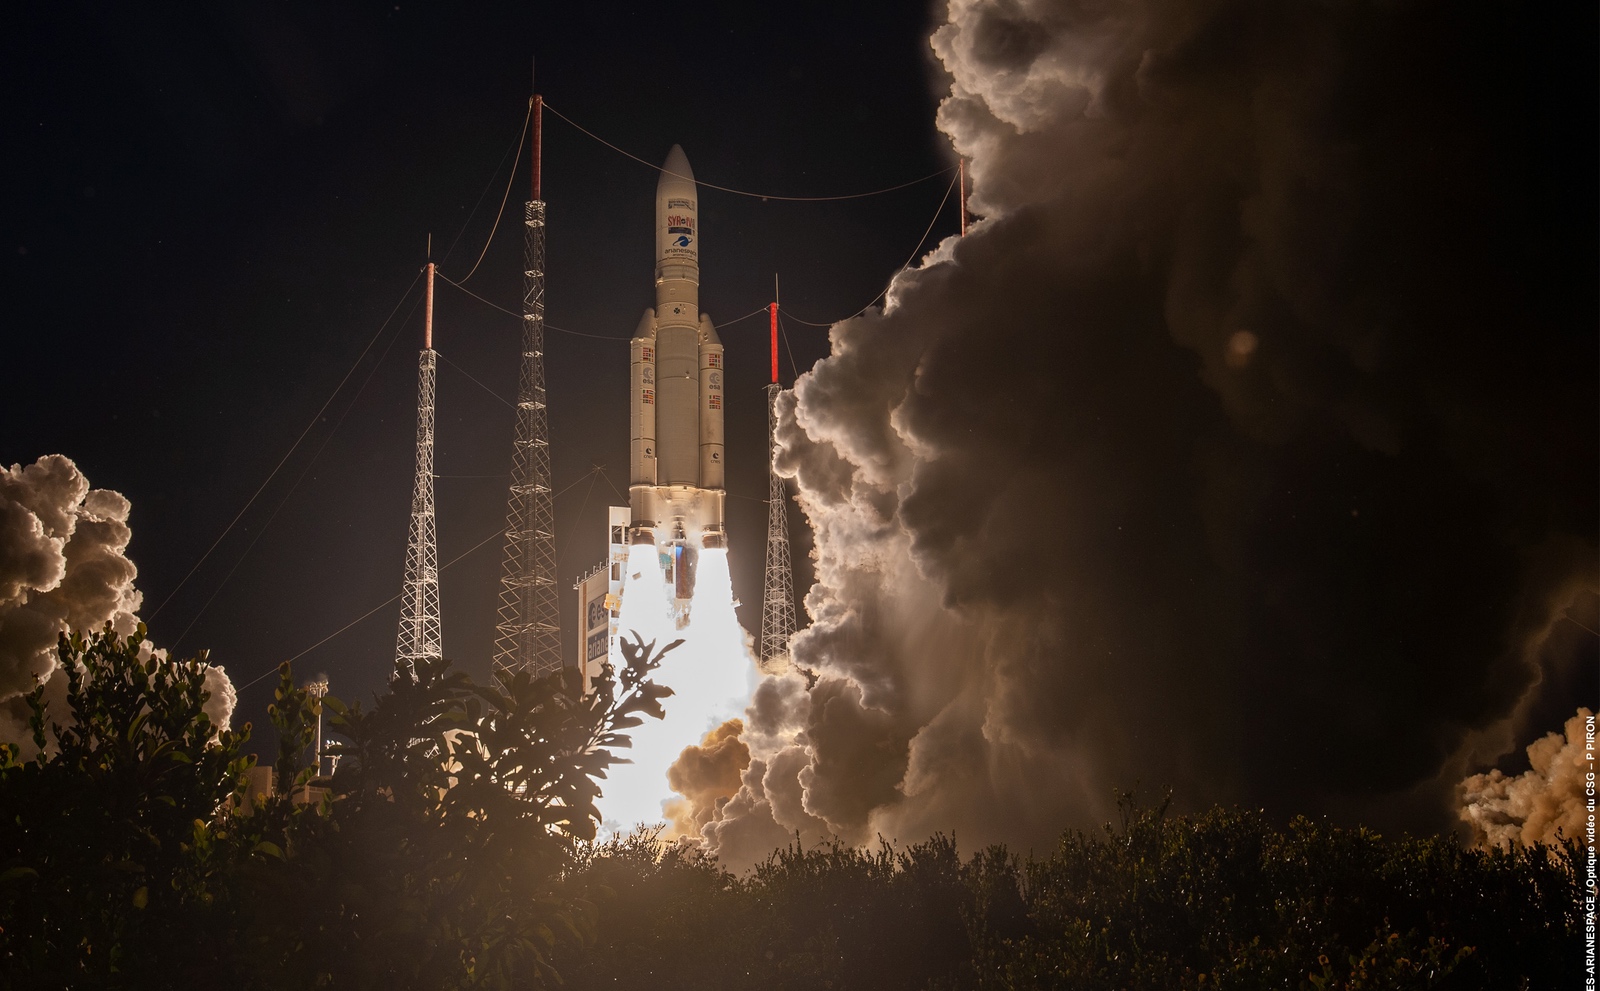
[493,94,562,684]
[396,262,443,675]
[759,303,796,666]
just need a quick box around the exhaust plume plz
[597,545,757,835]
[691,0,1596,864]
[665,718,749,837]
[0,455,235,748]
[1459,709,1593,850]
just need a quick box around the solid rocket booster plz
[629,145,726,557]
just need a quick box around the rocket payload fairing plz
[629,146,725,601]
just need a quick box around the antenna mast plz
[959,158,967,237]
[760,289,797,666]
[397,259,442,675]
[493,84,562,684]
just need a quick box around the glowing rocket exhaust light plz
[594,145,757,837]
[599,543,755,836]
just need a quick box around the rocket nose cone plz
[658,145,695,189]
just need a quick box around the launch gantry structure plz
[396,262,443,676]
[493,94,563,684]
[760,302,797,666]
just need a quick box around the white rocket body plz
[629,146,725,602]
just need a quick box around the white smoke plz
[684,0,1596,867]
[1460,709,1593,850]
[0,455,235,747]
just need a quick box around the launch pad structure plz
[759,302,797,666]
[396,262,443,676]
[392,104,804,689]
[493,94,563,685]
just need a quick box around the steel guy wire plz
[782,168,960,328]
[170,287,424,650]
[543,101,955,202]
[448,102,533,283]
[439,105,532,279]
[149,269,424,622]
[236,468,608,691]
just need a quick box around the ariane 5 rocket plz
[629,145,725,601]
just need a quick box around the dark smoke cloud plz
[694,0,1597,863]
[0,456,235,748]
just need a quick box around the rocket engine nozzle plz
[629,524,657,546]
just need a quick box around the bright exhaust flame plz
[599,543,756,836]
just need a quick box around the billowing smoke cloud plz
[1460,709,1593,850]
[665,719,750,837]
[692,0,1596,863]
[0,455,235,746]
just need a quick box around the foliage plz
[232,635,677,990]
[961,795,1575,990]
[0,629,1579,989]
[553,795,1579,991]
[0,626,676,990]
[0,624,252,987]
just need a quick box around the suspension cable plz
[439,273,769,340]
[148,270,424,621]
[233,468,608,691]
[448,102,533,283]
[169,289,424,650]
[543,101,954,202]
[782,168,960,327]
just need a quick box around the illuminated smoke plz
[597,544,756,836]
[665,718,748,838]
[688,0,1595,865]
[1459,709,1593,850]
[0,455,236,749]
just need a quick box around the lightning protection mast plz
[760,296,797,666]
[396,261,443,676]
[493,89,562,685]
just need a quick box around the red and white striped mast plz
[760,281,796,666]
[959,157,968,237]
[493,74,562,684]
[397,244,442,676]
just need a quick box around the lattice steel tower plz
[493,94,562,684]
[397,262,443,675]
[760,302,797,665]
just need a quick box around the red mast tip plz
[531,94,543,202]
[958,158,968,237]
[769,302,780,384]
[424,262,436,350]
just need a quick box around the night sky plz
[4,1,1596,851]
[5,2,952,733]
